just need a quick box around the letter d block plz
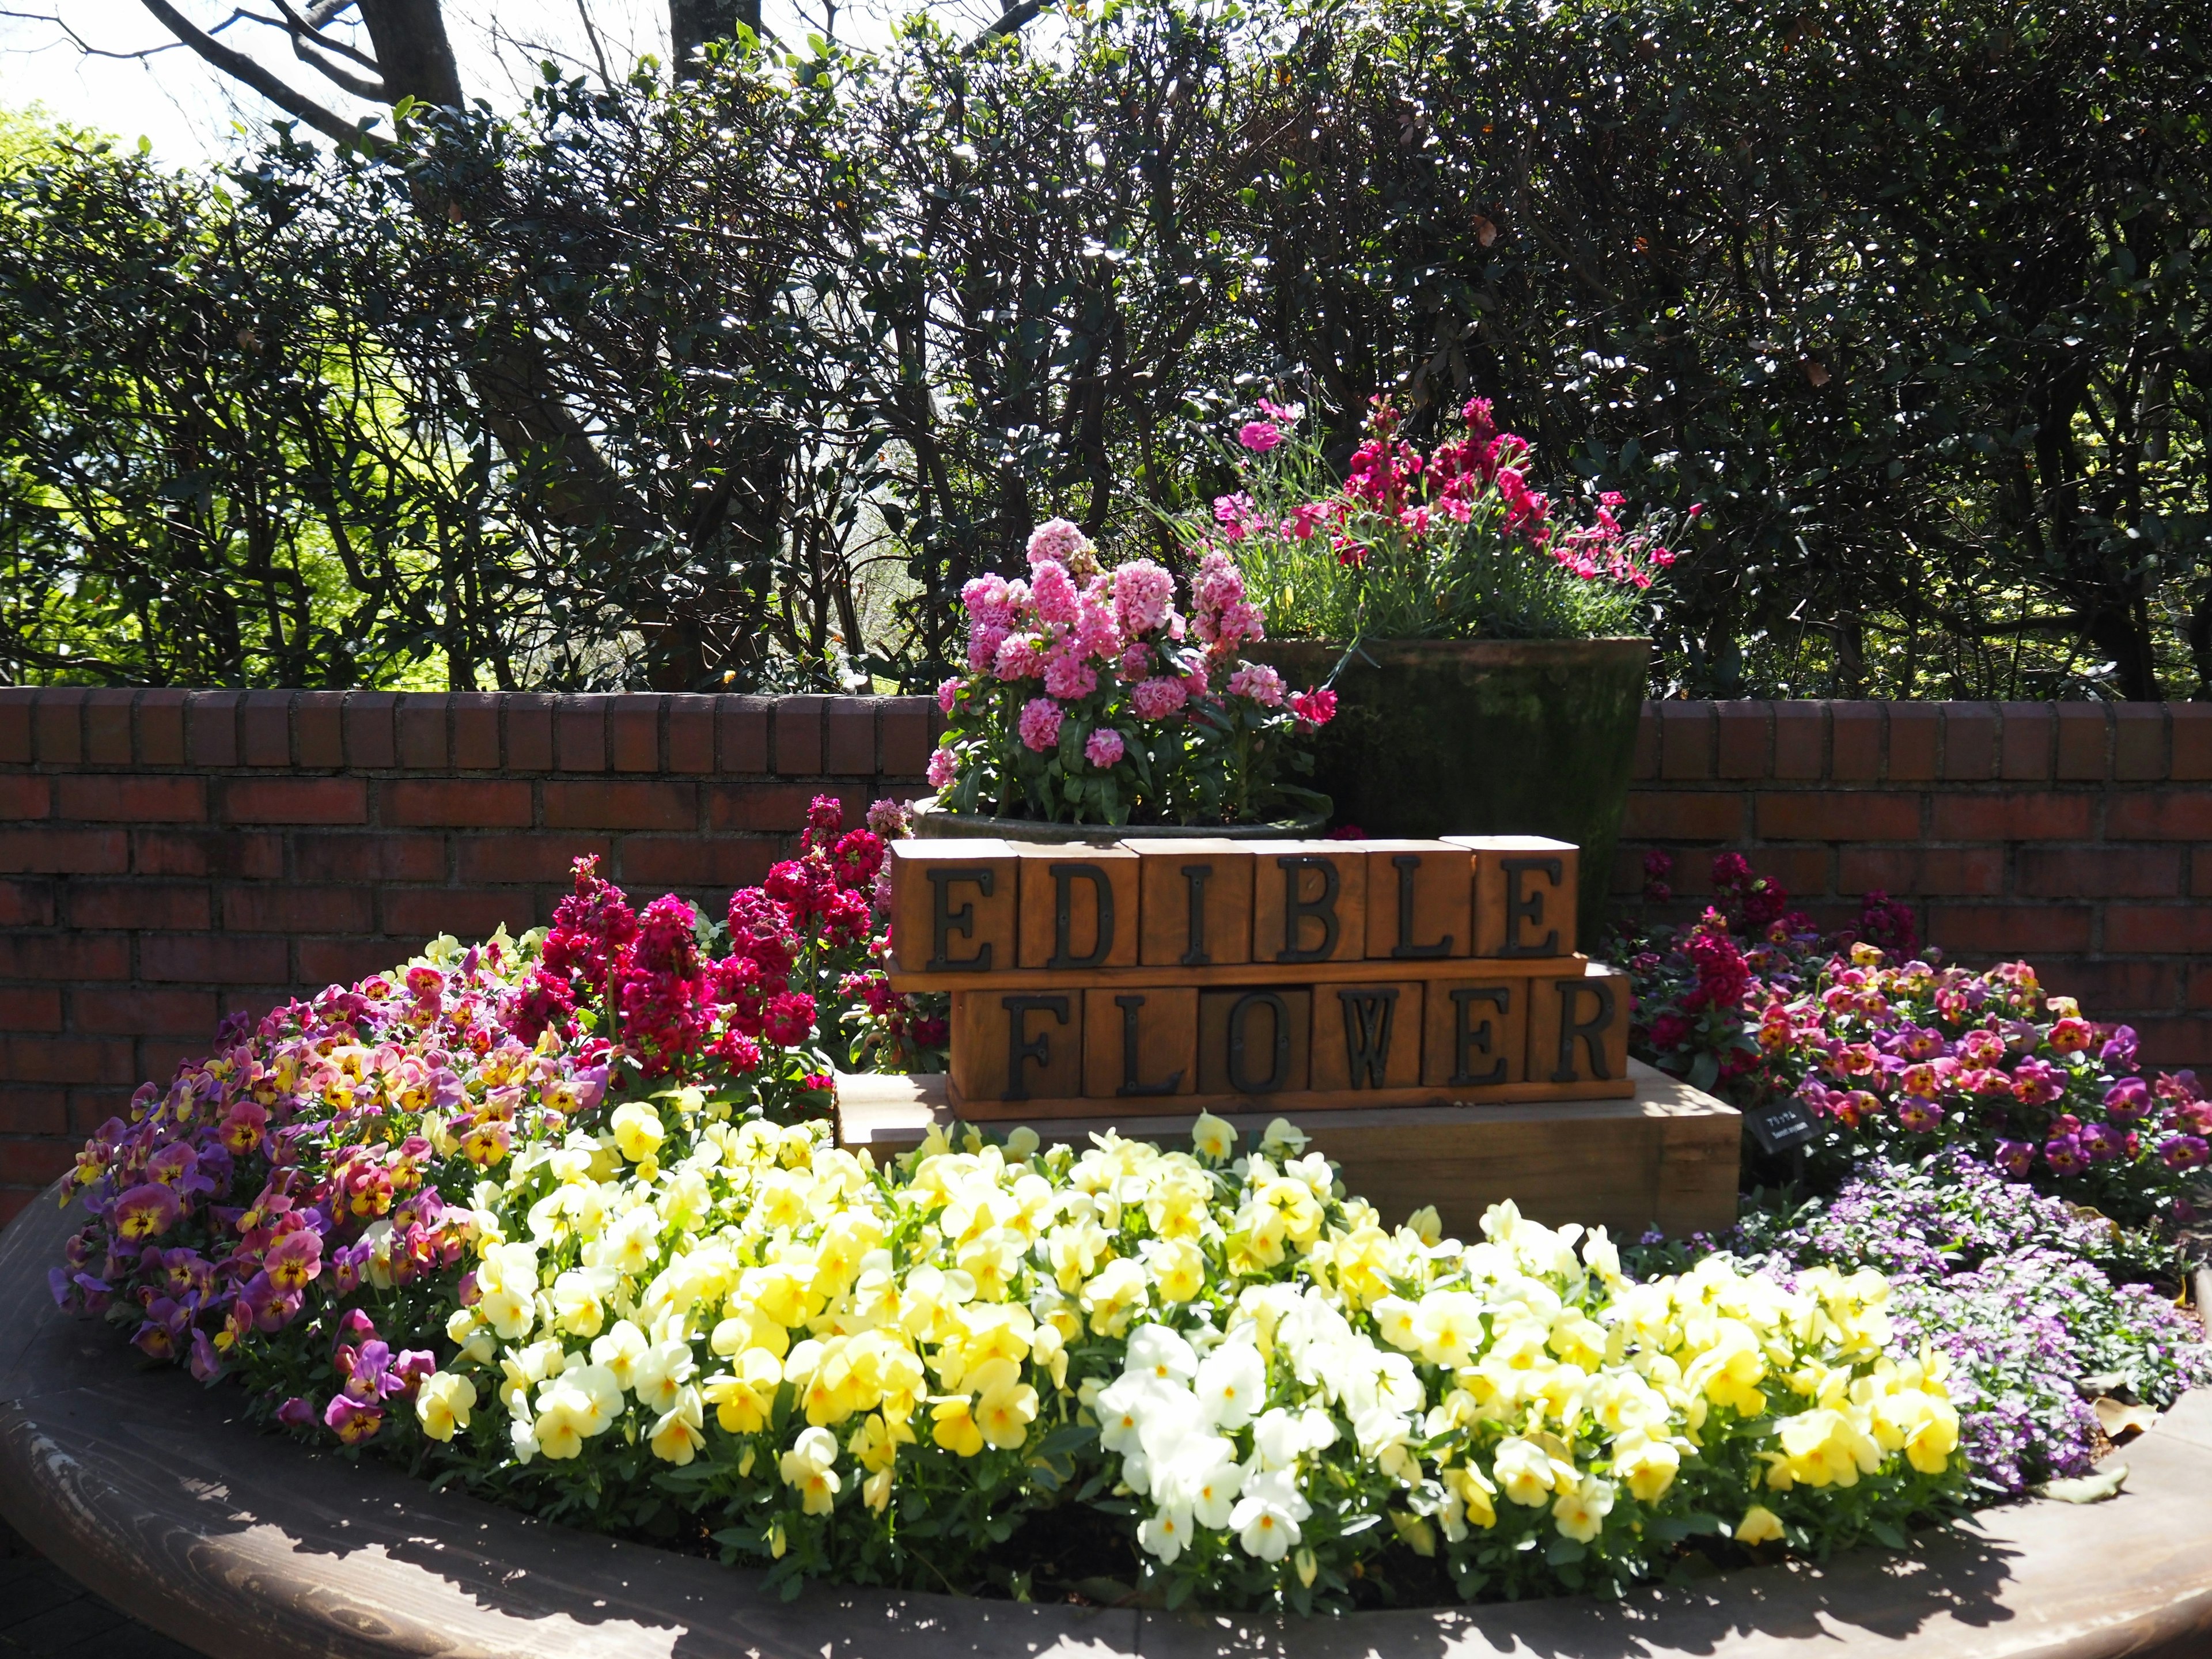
[1127,839,1253,968]
[888,841,1019,975]
[1444,835,1578,957]
[1312,980,1423,1092]
[1082,987,1198,1100]
[1249,842,1366,964]
[1419,978,1529,1090]
[1527,964,1631,1088]
[1198,988,1312,1096]
[952,990,1084,1105]
[1017,846,1139,969]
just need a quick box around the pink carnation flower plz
[994,634,1044,681]
[926,748,959,789]
[1238,421,1283,453]
[1043,651,1098,700]
[1289,686,1337,728]
[1031,559,1080,625]
[1018,697,1064,752]
[1084,728,1126,768]
[1027,518,1089,566]
[1131,676,1187,721]
[935,676,964,715]
[1227,662,1286,707]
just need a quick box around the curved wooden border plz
[4,1184,2210,1659]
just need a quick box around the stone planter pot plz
[1256,638,1649,943]
[909,796,1326,844]
[3,1185,2211,1659]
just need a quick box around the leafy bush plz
[929,522,1335,824]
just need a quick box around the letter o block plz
[1312,980,1423,1092]
[1527,964,1631,1087]
[1198,988,1312,1096]
[952,990,1083,1105]
[887,841,1019,975]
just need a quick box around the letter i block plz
[1198,988,1312,1096]
[1249,842,1366,965]
[1420,978,1530,1090]
[1444,835,1578,958]
[1127,839,1253,968]
[951,990,1084,1107]
[1526,964,1631,1088]
[1312,980,1424,1092]
[887,840,1020,975]
[1362,840,1472,960]
[1017,846,1139,969]
[1082,987,1198,1100]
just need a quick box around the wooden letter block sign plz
[952,989,1083,1105]
[888,840,1020,975]
[1421,977,1530,1090]
[1082,987,1198,1100]
[1311,980,1424,1092]
[1249,842,1366,965]
[1527,963,1631,1088]
[1445,835,1578,958]
[1016,846,1139,969]
[1362,841,1472,961]
[1198,988,1312,1096]
[1127,839,1254,968]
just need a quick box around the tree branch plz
[971,0,1045,46]
[289,32,387,99]
[0,7,187,60]
[136,0,383,149]
[270,0,381,71]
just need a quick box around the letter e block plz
[1016,846,1138,969]
[1127,838,1253,968]
[1312,980,1423,1092]
[1249,842,1366,964]
[1419,978,1529,1090]
[952,990,1083,1105]
[1362,840,1472,960]
[1198,988,1312,1096]
[1445,835,1578,957]
[1082,987,1198,1099]
[888,840,1019,975]
[1527,964,1630,1088]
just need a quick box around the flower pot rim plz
[910,796,1328,840]
[1259,636,1652,664]
[2,1184,2208,1659]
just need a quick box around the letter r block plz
[887,840,1019,974]
[1312,980,1423,1092]
[1527,964,1631,1088]
[1016,846,1139,969]
[951,989,1083,1106]
[1444,835,1578,957]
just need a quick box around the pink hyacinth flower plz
[1027,517,1089,566]
[1084,728,1126,768]
[1227,662,1286,708]
[1131,676,1187,721]
[1018,697,1064,753]
[926,747,959,789]
[1043,652,1098,701]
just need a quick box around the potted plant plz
[1179,395,1687,937]
[918,519,1338,840]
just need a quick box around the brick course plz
[3,688,2209,1228]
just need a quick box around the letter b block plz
[1312,980,1423,1092]
[1527,964,1631,1088]
[1250,842,1366,965]
[1016,846,1139,969]
[1198,988,1312,1096]
[951,990,1084,1106]
[888,841,1020,975]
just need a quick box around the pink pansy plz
[1084,728,1126,768]
[1018,697,1064,752]
[111,1182,181,1241]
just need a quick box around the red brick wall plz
[0,688,933,1226]
[1617,700,2212,1078]
[4,688,2208,1227]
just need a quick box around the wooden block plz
[950,988,1084,1104]
[1015,846,1139,969]
[1420,975,1531,1089]
[1445,835,1578,957]
[1081,987,1198,1099]
[887,840,1020,975]
[836,1059,1740,1238]
[1526,962,1631,1088]
[1311,980,1423,1092]
[1248,841,1366,965]
[1127,839,1254,968]
[1198,987,1312,1096]
[1362,840,1472,961]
